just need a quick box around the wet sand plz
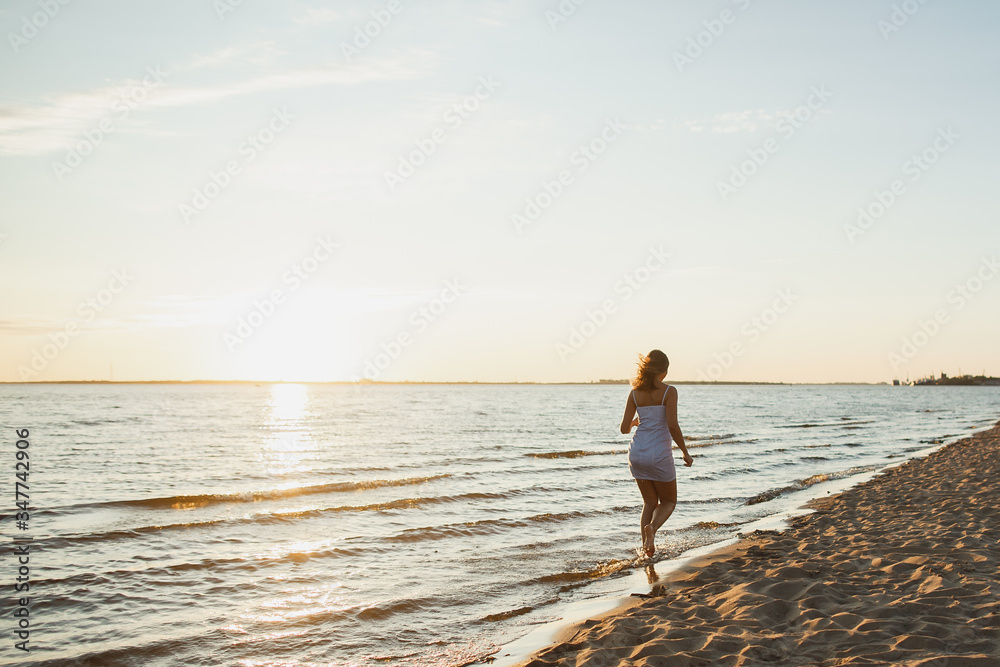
[517,422,1000,666]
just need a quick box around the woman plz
[619,350,693,557]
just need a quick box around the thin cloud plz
[0,318,63,336]
[679,109,775,134]
[0,316,142,335]
[293,7,341,25]
[179,41,287,70]
[0,294,236,336]
[678,107,831,134]
[0,49,437,156]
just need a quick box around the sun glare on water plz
[259,383,317,475]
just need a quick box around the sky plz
[1,0,998,384]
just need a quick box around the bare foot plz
[642,525,655,558]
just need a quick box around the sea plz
[2,383,998,666]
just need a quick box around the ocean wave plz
[31,490,512,550]
[525,449,625,459]
[38,547,368,590]
[676,520,744,532]
[69,418,123,426]
[743,464,880,506]
[16,625,240,667]
[356,596,440,622]
[613,496,742,510]
[530,557,635,584]
[523,439,756,458]
[681,496,744,505]
[686,433,737,441]
[383,510,593,544]
[779,420,875,428]
[481,605,536,622]
[686,438,758,449]
[27,592,441,665]
[50,474,453,512]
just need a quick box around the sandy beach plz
[517,421,1000,667]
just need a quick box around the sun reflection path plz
[260,384,317,476]
[269,383,310,422]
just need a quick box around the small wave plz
[743,464,880,506]
[676,520,744,532]
[615,496,742,510]
[801,456,829,461]
[686,438,757,449]
[38,547,368,589]
[717,466,759,476]
[55,474,452,512]
[687,433,736,441]
[383,510,592,544]
[22,630,229,667]
[680,496,743,505]
[68,418,125,426]
[482,606,535,622]
[531,558,635,584]
[231,595,456,635]
[357,596,437,622]
[525,449,625,459]
[33,490,507,549]
[779,420,874,429]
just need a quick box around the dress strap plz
[660,385,670,405]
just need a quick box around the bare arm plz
[665,386,694,467]
[619,391,638,434]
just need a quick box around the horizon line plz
[0,379,898,386]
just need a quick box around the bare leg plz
[647,480,677,547]
[635,479,659,556]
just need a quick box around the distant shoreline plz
[0,380,934,386]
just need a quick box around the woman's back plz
[620,349,693,557]
[632,386,669,409]
[628,386,674,482]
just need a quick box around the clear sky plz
[1,0,998,383]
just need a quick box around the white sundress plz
[628,386,677,483]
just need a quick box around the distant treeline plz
[916,375,1000,386]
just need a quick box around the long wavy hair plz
[631,349,669,391]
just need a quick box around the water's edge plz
[478,422,993,667]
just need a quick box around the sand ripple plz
[518,422,1000,666]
